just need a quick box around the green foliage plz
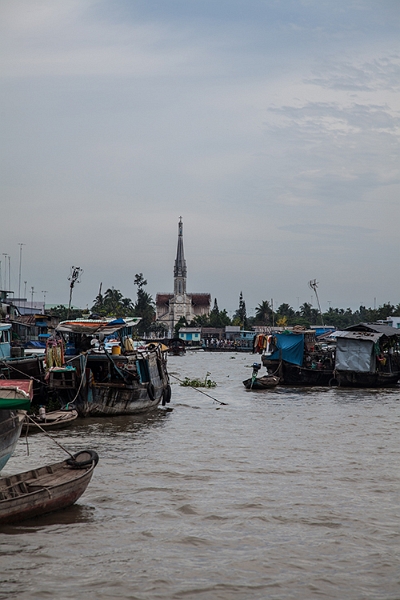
[91,288,134,318]
[233,291,247,328]
[254,300,272,325]
[209,298,232,327]
[174,316,188,337]
[133,273,155,336]
[149,321,168,336]
[89,273,155,335]
[180,372,217,388]
[50,305,83,321]
[191,299,232,328]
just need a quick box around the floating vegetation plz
[180,372,217,388]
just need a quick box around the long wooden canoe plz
[22,409,78,434]
[0,450,98,524]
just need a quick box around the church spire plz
[174,217,187,295]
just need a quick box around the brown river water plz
[1,351,400,600]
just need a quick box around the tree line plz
[49,276,400,335]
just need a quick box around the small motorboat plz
[243,362,280,390]
[22,409,78,434]
[243,375,280,390]
[0,449,98,524]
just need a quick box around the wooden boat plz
[243,363,280,390]
[0,449,98,524]
[243,375,280,390]
[0,323,46,402]
[332,324,400,387]
[50,319,172,416]
[168,338,186,356]
[0,380,32,471]
[260,330,335,386]
[22,409,78,434]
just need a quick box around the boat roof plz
[0,379,33,398]
[344,323,400,337]
[0,322,12,331]
[333,331,382,342]
[57,317,141,335]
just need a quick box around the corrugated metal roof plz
[345,323,400,337]
[334,331,381,342]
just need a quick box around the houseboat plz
[332,323,400,387]
[260,329,335,386]
[47,318,171,416]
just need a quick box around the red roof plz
[156,293,210,307]
[156,294,173,306]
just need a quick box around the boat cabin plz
[333,323,400,386]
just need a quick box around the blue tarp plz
[268,333,304,366]
[26,340,46,348]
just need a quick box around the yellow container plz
[111,345,121,355]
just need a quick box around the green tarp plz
[0,398,30,410]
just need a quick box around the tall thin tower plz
[174,217,187,297]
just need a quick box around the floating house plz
[333,323,400,387]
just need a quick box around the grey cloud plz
[306,55,400,92]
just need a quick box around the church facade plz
[156,218,211,335]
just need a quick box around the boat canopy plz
[0,380,33,410]
[334,331,381,373]
[268,332,304,366]
[57,317,141,335]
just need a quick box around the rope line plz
[24,413,75,459]
[0,360,47,386]
[169,373,228,406]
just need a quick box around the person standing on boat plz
[38,406,46,422]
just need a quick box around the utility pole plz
[18,243,25,300]
[2,254,7,291]
[271,298,275,328]
[67,266,83,319]
[309,279,324,326]
[31,286,35,311]
[42,290,48,309]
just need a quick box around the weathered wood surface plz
[0,450,98,524]
[22,410,78,434]
[242,375,280,390]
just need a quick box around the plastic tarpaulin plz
[0,398,30,410]
[268,334,304,366]
[335,337,375,372]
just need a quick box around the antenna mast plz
[309,279,324,326]
[67,266,83,319]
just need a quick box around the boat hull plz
[333,371,400,388]
[0,452,97,524]
[262,359,333,386]
[22,410,78,434]
[0,411,25,472]
[61,348,171,417]
[79,382,163,416]
[243,376,280,390]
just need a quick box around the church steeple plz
[174,217,187,295]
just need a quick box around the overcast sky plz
[1,0,399,316]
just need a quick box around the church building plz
[156,218,211,335]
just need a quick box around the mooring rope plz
[23,413,75,459]
[0,359,47,386]
[169,373,228,406]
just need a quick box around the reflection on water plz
[1,352,400,600]
[2,504,96,535]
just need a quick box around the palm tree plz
[255,300,272,325]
